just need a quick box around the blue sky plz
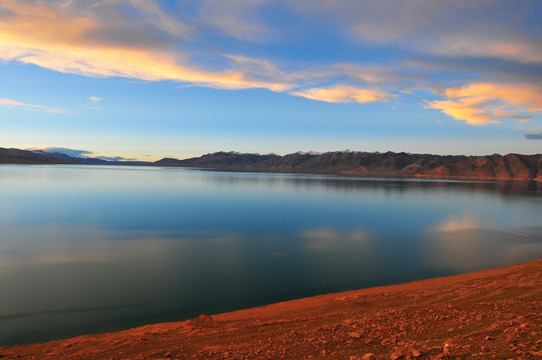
[1,0,541,160]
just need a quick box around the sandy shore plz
[1,259,541,359]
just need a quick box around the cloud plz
[86,95,103,108]
[290,0,542,65]
[0,0,540,123]
[89,96,102,104]
[0,0,289,92]
[525,132,542,140]
[291,85,393,103]
[0,97,45,110]
[0,97,71,114]
[424,83,542,125]
[27,146,139,161]
[94,155,138,161]
[196,0,270,42]
[27,146,93,158]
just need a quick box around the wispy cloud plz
[27,146,93,157]
[525,133,542,140]
[0,97,45,110]
[0,0,295,92]
[522,128,542,140]
[291,0,542,65]
[86,96,103,109]
[0,0,541,130]
[0,97,71,114]
[95,155,138,161]
[89,96,102,104]
[27,146,137,161]
[196,0,270,42]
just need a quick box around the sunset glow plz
[1,0,541,159]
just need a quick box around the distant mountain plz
[0,147,150,166]
[154,151,542,181]
[0,147,78,164]
[4,147,542,181]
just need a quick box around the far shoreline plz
[2,147,542,182]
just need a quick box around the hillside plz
[4,147,542,181]
[154,151,542,181]
[0,148,149,166]
[2,259,541,359]
[0,147,77,164]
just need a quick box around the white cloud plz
[86,95,103,108]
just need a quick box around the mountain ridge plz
[2,147,542,181]
[153,150,542,181]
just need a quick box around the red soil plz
[1,259,541,359]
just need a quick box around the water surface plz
[1,165,542,346]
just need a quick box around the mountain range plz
[154,150,542,181]
[2,147,542,181]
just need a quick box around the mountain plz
[153,151,542,181]
[0,147,78,164]
[417,153,542,181]
[4,147,542,181]
[0,147,150,166]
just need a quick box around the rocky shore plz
[1,259,541,359]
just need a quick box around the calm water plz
[1,165,542,346]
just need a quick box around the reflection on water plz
[1,165,542,345]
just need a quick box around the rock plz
[361,353,376,360]
[197,314,213,321]
[348,332,362,339]
[411,349,421,358]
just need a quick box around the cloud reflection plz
[432,215,480,232]
[300,227,371,250]
[425,216,542,271]
[0,225,240,268]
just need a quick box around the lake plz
[1,165,542,346]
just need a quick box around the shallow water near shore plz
[1,165,542,346]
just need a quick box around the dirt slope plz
[1,259,541,359]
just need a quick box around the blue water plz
[1,165,542,346]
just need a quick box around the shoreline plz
[4,162,542,184]
[2,259,541,359]
[3,147,542,182]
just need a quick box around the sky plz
[1,0,541,161]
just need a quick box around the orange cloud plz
[291,85,393,103]
[0,0,290,92]
[425,83,542,126]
